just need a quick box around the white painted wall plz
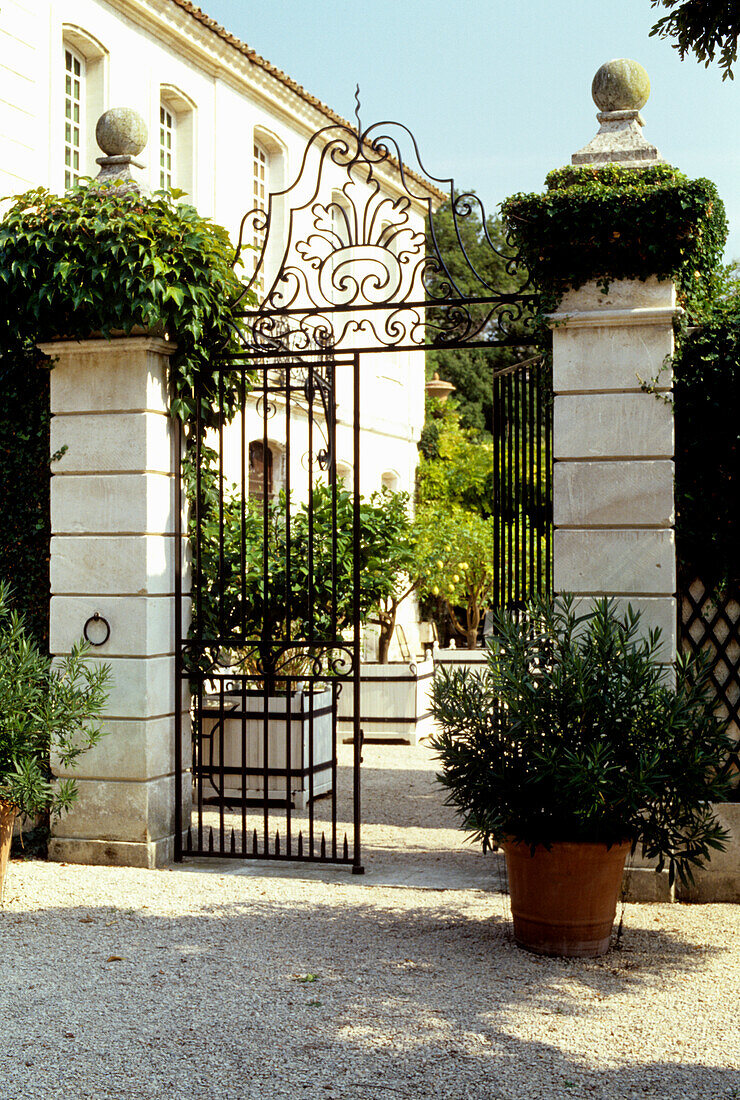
[0,0,427,489]
[1,0,429,653]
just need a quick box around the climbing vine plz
[502,163,727,317]
[0,183,251,644]
[502,162,736,585]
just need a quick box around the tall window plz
[249,441,273,500]
[64,48,84,190]
[159,87,196,199]
[253,141,269,293]
[159,105,174,190]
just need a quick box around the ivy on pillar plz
[503,59,725,662]
[40,109,190,867]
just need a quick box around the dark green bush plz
[430,597,732,886]
[502,164,727,312]
[674,294,740,586]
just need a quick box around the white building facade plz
[1,0,434,656]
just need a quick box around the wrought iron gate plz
[174,119,551,869]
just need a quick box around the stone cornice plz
[38,336,177,355]
[547,306,684,329]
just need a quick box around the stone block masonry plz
[40,336,190,868]
[549,276,679,663]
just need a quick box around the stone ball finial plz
[95,107,148,157]
[591,59,650,113]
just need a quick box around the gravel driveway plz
[1,743,739,1100]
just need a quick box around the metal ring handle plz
[83,612,110,647]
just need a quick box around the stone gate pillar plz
[548,63,679,902]
[41,334,189,868]
[550,62,678,666]
[551,276,678,659]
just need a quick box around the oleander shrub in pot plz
[0,583,110,900]
[430,596,732,956]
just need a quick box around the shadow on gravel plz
[1,886,736,1100]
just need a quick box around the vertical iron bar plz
[240,370,247,851]
[528,364,535,599]
[492,368,500,610]
[218,678,226,854]
[196,681,203,852]
[308,685,315,855]
[286,675,292,850]
[285,361,293,853]
[174,410,183,861]
[513,366,521,608]
[307,364,315,647]
[241,667,247,856]
[262,362,270,849]
[194,388,204,853]
[329,359,338,857]
[535,364,543,596]
[218,371,225,645]
[352,352,363,874]
[331,681,338,860]
[506,374,513,611]
[195,382,203,653]
[545,364,553,595]
[307,363,315,858]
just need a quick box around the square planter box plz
[197,688,333,810]
[337,659,435,745]
[434,647,488,670]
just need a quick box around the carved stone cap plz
[572,59,663,168]
[91,108,149,195]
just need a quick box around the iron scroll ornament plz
[231,120,536,359]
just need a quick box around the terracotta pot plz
[0,801,18,904]
[502,839,631,957]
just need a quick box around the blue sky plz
[203,0,740,259]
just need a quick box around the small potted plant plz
[430,596,732,957]
[0,583,110,901]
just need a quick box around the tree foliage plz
[650,0,740,79]
[0,353,53,647]
[426,195,526,434]
[674,276,740,586]
[503,164,727,317]
[415,505,494,649]
[0,184,247,428]
[191,470,419,677]
[417,400,493,517]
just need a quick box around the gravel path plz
[1,744,739,1100]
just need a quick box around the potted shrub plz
[192,479,408,804]
[430,596,732,957]
[0,583,110,900]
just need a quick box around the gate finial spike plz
[354,84,362,136]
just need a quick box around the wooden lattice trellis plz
[680,578,740,801]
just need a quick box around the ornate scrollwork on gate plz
[232,121,534,358]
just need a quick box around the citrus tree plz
[192,478,419,677]
[415,505,494,650]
